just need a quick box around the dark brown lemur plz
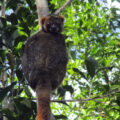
[40,15,64,33]
[22,15,68,120]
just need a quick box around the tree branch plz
[1,0,5,17]
[96,66,114,74]
[51,90,120,102]
[54,0,73,14]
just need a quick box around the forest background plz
[0,0,120,120]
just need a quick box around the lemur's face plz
[40,15,64,33]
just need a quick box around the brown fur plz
[22,15,68,120]
[36,86,51,120]
[40,15,64,33]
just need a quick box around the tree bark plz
[35,0,49,29]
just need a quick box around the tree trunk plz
[35,0,49,29]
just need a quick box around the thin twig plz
[30,90,120,102]
[54,0,73,14]
[1,0,5,17]
[51,90,120,102]
[96,66,114,74]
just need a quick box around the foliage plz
[0,0,120,120]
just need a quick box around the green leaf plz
[14,35,27,46]
[26,0,33,10]
[116,95,120,106]
[6,0,23,11]
[70,50,76,60]
[21,99,32,108]
[63,85,74,94]
[14,97,32,113]
[19,21,30,35]
[6,52,15,69]
[16,7,30,19]
[73,68,87,80]
[2,109,16,120]
[9,88,23,97]
[0,82,16,102]
[0,0,4,3]
[13,97,37,120]
[0,17,6,28]
[55,115,67,119]
[16,69,25,82]
[0,50,6,63]
[24,86,32,97]
[7,13,18,25]
[57,87,66,97]
[85,57,99,78]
